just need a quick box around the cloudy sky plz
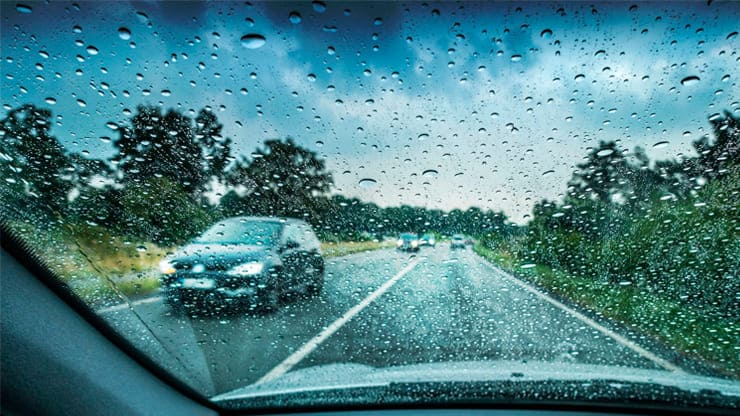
[2,1,738,223]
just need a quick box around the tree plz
[567,141,629,204]
[0,105,72,219]
[693,110,739,180]
[112,106,231,197]
[226,138,333,217]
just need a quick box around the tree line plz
[479,110,739,319]
[0,104,515,246]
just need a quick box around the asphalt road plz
[99,244,677,397]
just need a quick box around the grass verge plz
[474,244,739,378]
[321,240,395,258]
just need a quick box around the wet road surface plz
[99,244,676,397]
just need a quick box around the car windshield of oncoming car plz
[193,221,280,246]
[0,0,738,412]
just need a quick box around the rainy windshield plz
[1,0,739,412]
[193,220,280,246]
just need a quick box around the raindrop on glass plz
[680,75,700,86]
[16,3,32,13]
[312,1,326,13]
[118,27,131,40]
[358,178,377,188]
[652,141,669,149]
[240,34,266,49]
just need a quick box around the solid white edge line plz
[255,258,422,385]
[96,295,163,314]
[476,256,684,373]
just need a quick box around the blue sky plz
[2,1,738,223]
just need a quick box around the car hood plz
[169,244,275,270]
[213,360,740,402]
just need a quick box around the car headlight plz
[411,240,418,247]
[159,259,176,275]
[226,261,265,276]
[396,239,403,246]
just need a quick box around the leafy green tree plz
[693,110,739,180]
[117,176,216,245]
[0,105,72,219]
[112,106,231,196]
[567,141,629,204]
[225,138,333,217]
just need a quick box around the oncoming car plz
[396,233,420,252]
[420,233,436,247]
[159,217,324,313]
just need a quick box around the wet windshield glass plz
[193,220,280,246]
[1,0,738,412]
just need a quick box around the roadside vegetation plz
[477,112,739,377]
[1,102,737,377]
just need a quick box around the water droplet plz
[315,140,324,147]
[542,170,555,176]
[373,17,383,26]
[312,1,326,13]
[417,133,429,141]
[727,31,738,40]
[652,141,669,149]
[240,34,266,49]
[721,74,730,82]
[596,149,614,157]
[289,11,302,24]
[680,75,700,86]
[307,73,316,82]
[327,46,335,55]
[16,3,32,13]
[574,73,585,81]
[422,169,438,178]
[136,245,147,252]
[521,263,536,269]
[161,89,171,97]
[594,49,605,57]
[86,45,99,55]
[77,99,87,107]
[510,54,522,62]
[358,178,377,188]
[118,27,131,40]
[540,29,552,38]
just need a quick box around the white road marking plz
[96,295,163,314]
[476,256,684,373]
[256,258,422,384]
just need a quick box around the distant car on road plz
[420,233,436,247]
[396,233,420,252]
[159,217,324,313]
[450,234,466,250]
